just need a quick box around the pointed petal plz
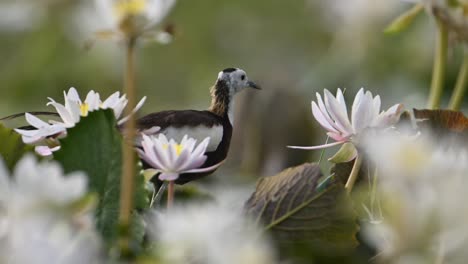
[117,96,146,125]
[352,90,374,133]
[312,102,339,133]
[288,141,344,150]
[184,159,225,174]
[336,88,348,117]
[324,89,353,134]
[47,102,75,126]
[316,92,339,131]
[66,87,81,103]
[25,113,49,128]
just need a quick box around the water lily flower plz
[0,155,102,264]
[136,134,222,181]
[15,87,146,156]
[95,0,176,40]
[289,88,403,157]
[148,203,276,264]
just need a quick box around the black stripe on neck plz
[209,80,231,117]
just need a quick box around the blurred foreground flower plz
[0,155,102,264]
[95,0,175,41]
[148,203,276,264]
[362,133,468,263]
[289,88,403,160]
[15,87,146,156]
[137,134,221,181]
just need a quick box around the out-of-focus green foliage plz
[0,122,33,171]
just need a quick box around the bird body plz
[134,68,260,184]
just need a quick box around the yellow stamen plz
[80,103,89,117]
[113,0,147,17]
[174,144,183,156]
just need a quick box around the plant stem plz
[345,155,363,194]
[118,36,137,250]
[427,20,448,109]
[449,54,468,111]
[167,181,175,208]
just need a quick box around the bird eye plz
[241,75,245,80]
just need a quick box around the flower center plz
[80,103,89,117]
[113,0,147,17]
[163,144,184,156]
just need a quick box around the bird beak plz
[247,81,261,90]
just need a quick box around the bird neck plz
[208,81,234,125]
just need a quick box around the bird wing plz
[135,110,224,152]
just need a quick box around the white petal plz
[66,87,81,103]
[288,141,345,150]
[47,102,76,126]
[324,89,353,134]
[336,88,348,117]
[25,113,49,128]
[117,96,146,125]
[316,92,339,131]
[311,102,339,133]
[352,90,374,133]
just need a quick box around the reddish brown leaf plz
[413,109,468,133]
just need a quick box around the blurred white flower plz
[0,155,102,264]
[289,88,403,159]
[362,133,468,263]
[15,87,146,156]
[137,134,221,181]
[148,203,276,264]
[95,0,175,39]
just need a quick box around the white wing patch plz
[160,125,223,152]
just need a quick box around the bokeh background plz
[0,0,466,179]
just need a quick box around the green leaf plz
[328,143,357,164]
[0,122,34,171]
[54,110,147,242]
[384,4,424,34]
[245,163,358,261]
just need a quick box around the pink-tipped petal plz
[288,141,344,150]
[312,102,339,133]
[316,92,340,131]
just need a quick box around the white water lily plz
[362,133,468,263]
[0,155,102,264]
[148,203,276,264]
[137,134,221,181]
[96,0,175,39]
[15,87,146,156]
[289,88,403,158]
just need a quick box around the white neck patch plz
[228,96,235,126]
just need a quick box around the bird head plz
[216,68,261,96]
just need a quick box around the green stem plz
[449,54,468,111]
[345,155,363,194]
[167,181,175,208]
[427,20,449,109]
[118,36,137,251]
